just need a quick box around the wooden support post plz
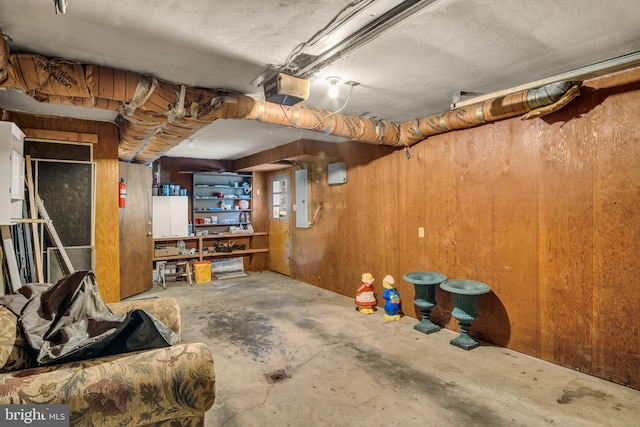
[25,155,45,283]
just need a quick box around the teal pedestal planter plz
[439,280,491,350]
[402,271,447,335]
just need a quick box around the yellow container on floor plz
[193,261,212,283]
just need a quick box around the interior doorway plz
[269,173,290,276]
[119,161,153,299]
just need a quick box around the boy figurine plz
[355,273,376,314]
[382,275,401,321]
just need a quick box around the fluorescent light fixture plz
[292,0,438,77]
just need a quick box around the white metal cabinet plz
[0,122,25,225]
[152,196,188,238]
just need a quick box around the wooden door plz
[269,173,291,276]
[119,162,153,299]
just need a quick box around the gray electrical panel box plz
[295,168,309,228]
[328,162,347,186]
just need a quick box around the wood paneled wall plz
[289,68,640,390]
[1,112,121,303]
[247,171,269,271]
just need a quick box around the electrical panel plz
[328,162,347,185]
[295,168,309,228]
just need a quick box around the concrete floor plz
[135,271,640,426]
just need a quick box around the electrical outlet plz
[418,227,425,238]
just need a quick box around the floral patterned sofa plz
[0,296,216,426]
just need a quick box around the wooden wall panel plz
[453,128,496,281]
[437,126,498,338]
[476,122,540,352]
[315,167,346,293]
[295,166,341,287]
[352,143,397,299]
[377,145,400,295]
[93,125,120,303]
[419,132,457,327]
[248,171,269,271]
[292,166,327,283]
[353,149,386,292]
[333,162,357,297]
[333,147,369,297]
[537,103,594,372]
[588,78,640,387]
[398,144,428,271]
[286,68,640,390]
[396,143,431,320]
[250,171,269,232]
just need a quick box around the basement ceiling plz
[0,0,639,162]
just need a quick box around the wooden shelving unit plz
[153,232,269,263]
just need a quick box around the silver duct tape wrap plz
[526,81,574,110]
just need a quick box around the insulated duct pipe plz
[235,80,578,149]
[0,38,579,163]
[0,34,8,82]
[396,81,578,146]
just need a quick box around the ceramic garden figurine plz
[355,273,376,314]
[382,275,401,321]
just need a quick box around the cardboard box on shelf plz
[155,246,179,257]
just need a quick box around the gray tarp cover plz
[0,270,177,365]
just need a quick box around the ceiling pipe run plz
[0,34,9,82]
[0,37,579,164]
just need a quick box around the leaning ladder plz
[37,197,75,277]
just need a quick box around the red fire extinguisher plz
[118,178,127,208]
